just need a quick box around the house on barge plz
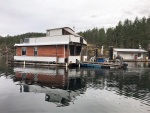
[113,48,147,60]
[14,27,87,66]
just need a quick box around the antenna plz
[73,26,75,32]
[139,44,141,49]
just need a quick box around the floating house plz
[113,48,147,60]
[14,27,87,66]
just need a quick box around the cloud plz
[0,0,150,36]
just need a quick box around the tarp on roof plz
[63,27,81,37]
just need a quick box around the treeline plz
[0,16,150,51]
[79,16,150,50]
[0,32,46,49]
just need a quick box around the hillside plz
[1,16,150,57]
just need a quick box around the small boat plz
[80,63,101,68]
[80,61,128,69]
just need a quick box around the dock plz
[8,60,66,67]
[109,59,150,62]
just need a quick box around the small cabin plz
[14,27,87,66]
[113,48,147,60]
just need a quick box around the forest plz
[0,33,45,56]
[0,32,46,48]
[0,16,150,54]
[78,16,150,50]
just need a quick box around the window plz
[80,37,83,43]
[69,45,75,56]
[46,31,50,36]
[34,47,38,56]
[24,38,29,43]
[76,46,81,55]
[69,45,81,56]
[22,47,26,55]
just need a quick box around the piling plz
[109,46,113,60]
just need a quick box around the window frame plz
[22,47,26,56]
[34,47,38,56]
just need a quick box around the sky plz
[0,0,150,36]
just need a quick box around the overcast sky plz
[0,0,150,36]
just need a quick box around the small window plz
[47,31,50,36]
[24,38,29,43]
[34,47,38,56]
[22,47,26,55]
[80,37,83,43]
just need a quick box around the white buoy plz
[101,46,104,55]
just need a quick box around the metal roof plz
[46,27,74,32]
[14,42,69,46]
[47,27,82,38]
[114,48,147,53]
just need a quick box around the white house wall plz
[47,29,62,36]
[83,39,87,44]
[70,35,80,43]
[118,52,134,59]
[58,58,65,63]
[115,52,144,60]
[14,56,57,62]
[68,56,81,63]
[113,51,118,59]
[16,35,86,46]
[29,35,70,44]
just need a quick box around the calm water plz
[0,59,150,113]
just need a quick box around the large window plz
[69,45,81,56]
[69,45,75,56]
[76,46,81,55]
[34,47,38,56]
[22,47,26,55]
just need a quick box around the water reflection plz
[13,67,87,107]
[105,67,150,106]
[0,62,150,112]
[12,65,150,107]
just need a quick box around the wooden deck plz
[109,59,150,62]
[8,60,66,67]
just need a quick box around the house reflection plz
[12,66,150,106]
[13,67,87,107]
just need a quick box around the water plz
[0,59,150,113]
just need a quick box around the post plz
[95,48,98,61]
[109,46,113,60]
[148,44,150,59]
[148,50,150,59]
[56,45,58,63]
[23,61,25,68]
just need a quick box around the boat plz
[80,63,101,68]
[80,61,128,69]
